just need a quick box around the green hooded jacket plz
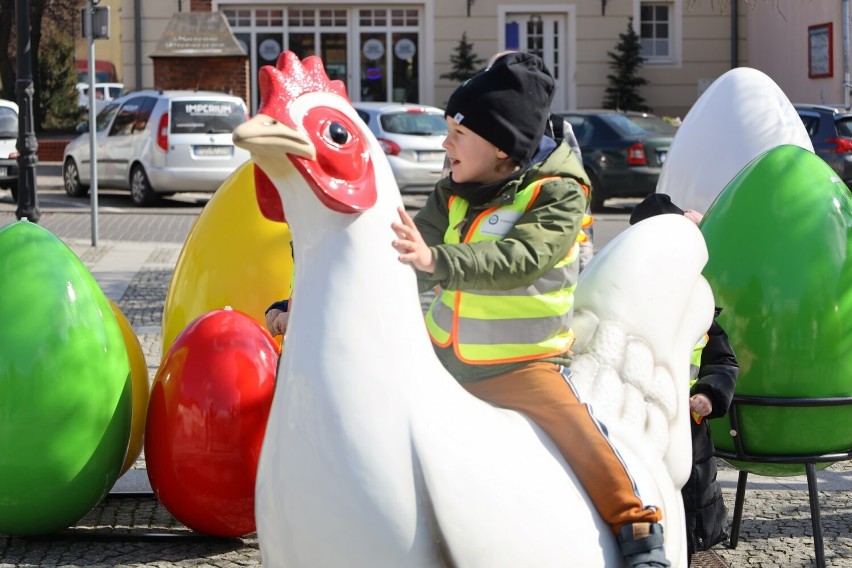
[413,140,590,382]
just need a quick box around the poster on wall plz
[808,22,833,79]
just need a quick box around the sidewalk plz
[0,238,263,568]
[2,170,852,567]
[39,239,852,566]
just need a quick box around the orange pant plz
[462,362,662,534]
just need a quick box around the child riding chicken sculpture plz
[390,51,671,568]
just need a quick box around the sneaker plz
[617,522,671,568]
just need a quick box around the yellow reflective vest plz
[690,333,710,423]
[424,177,579,365]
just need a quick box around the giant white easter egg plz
[657,67,813,214]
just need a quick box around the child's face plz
[442,117,509,185]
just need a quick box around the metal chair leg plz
[805,463,826,568]
[728,470,748,548]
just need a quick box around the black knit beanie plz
[629,193,685,225]
[445,52,555,167]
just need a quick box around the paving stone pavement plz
[2,174,851,566]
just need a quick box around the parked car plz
[76,82,125,114]
[353,102,447,193]
[63,89,251,206]
[0,99,18,202]
[553,110,678,211]
[794,104,852,186]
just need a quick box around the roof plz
[112,89,247,105]
[149,12,246,58]
[0,99,19,112]
[352,102,444,114]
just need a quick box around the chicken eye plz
[324,121,350,146]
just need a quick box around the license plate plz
[194,145,232,157]
[658,151,667,164]
[0,167,6,177]
[418,151,445,162]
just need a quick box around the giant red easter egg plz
[145,308,279,537]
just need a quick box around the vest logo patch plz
[480,210,522,238]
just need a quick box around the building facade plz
[746,1,851,108]
[110,0,852,118]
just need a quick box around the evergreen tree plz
[37,26,84,131]
[603,17,650,112]
[440,32,485,83]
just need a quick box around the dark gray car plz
[554,110,677,211]
[794,104,852,187]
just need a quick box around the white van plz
[63,90,251,206]
[76,82,125,114]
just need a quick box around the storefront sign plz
[394,38,416,60]
[363,39,385,61]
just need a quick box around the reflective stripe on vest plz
[424,177,579,364]
[577,213,593,243]
[689,333,710,423]
[690,333,709,381]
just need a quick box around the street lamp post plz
[15,0,41,222]
[86,0,100,246]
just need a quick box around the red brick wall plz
[190,0,212,11]
[153,57,250,106]
[38,139,71,162]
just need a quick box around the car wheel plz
[9,180,17,203]
[130,164,159,206]
[63,158,89,197]
[586,169,606,212]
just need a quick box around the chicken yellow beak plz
[233,114,315,177]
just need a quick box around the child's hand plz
[266,309,289,337]
[391,207,436,273]
[689,393,712,418]
[683,210,704,225]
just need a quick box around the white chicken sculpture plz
[233,52,714,568]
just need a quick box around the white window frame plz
[216,1,437,107]
[633,0,681,66]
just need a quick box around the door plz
[504,13,566,111]
[104,96,156,187]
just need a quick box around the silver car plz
[63,90,251,206]
[0,99,18,202]
[353,102,447,193]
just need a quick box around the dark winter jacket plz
[682,315,739,561]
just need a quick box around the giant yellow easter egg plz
[162,162,293,357]
[109,299,150,477]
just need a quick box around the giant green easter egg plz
[0,221,131,534]
[701,145,852,476]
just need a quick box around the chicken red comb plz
[257,52,349,128]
